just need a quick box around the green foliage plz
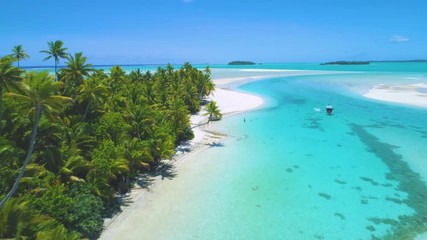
[30,184,103,239]
[0,138,25,196]
[123,138,153,177]
[228,60,256,65]
[36,224,81,240]
[0,55,23,135]
[9,71,71,118]
[0,197,75,240]
[11,45,30,68]
[31,185,73,223]
[77,75,109,120]
[40,40,68,78]
[1,44,215,238]
[95,112,131,143]
[1,71,72,209]
[204,101,222,123]
[61,52,94,97]
[108,65,126,94]
[0,198,45,239]
[90,140,128,179]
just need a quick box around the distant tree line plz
[320,61,370,65]
[228,61,256,65]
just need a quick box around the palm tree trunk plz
[83,100,91,121]
[0,105,41,208]
[199,85,204,101]
[208,113,212,124]
[17,60,20,68]
[54,61,57,81]
[0,86,3,135]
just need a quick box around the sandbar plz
[364,83,427,108]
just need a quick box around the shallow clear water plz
[221,75,427,239]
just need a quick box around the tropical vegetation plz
[11,45,29,68]
[228,60,256,65]
[204,101,222,123]
[0,43,216,239]
[40,40,69,79]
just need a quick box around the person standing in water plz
[326,104,334,114]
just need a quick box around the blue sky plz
[2,0,427,65]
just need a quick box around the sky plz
[1,0,427,66]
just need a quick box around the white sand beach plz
[364,83,427,108]
[99,81,264,239]
[212,69,334,87]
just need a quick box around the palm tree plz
[77,77,108,120]
[87,140,130,195]
[57,154,91,184]
[0,198,47,238]
[0,56,22,135]
[36,225,80,240]
[108,65,126,95]
[0,140,26,193]
[203,101,222,123]
[30,117,64,173]
[11,45,29,68]
[61,52,94,96]
[0,71,71,208]
[63,122,96,157]
[0,198,79,239]
[167,94,190,141]
[40,40,68,79]
[126,103,156,140]
[129,68,144,83]
[199,67,214,101]
[123,138,152,177]
[146,125,175,163]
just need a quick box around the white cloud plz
[390,35,409,42]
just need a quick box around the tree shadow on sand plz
[114,162,178,212]
[136,174,155,189]
[154,162,178,180]
[206,142,224,148]
[176,141,192,153]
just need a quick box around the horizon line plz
[18,59,427,69]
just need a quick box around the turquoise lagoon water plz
[108,63,427,240]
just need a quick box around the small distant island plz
[321,61,370,65]
[228,61,256,65]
